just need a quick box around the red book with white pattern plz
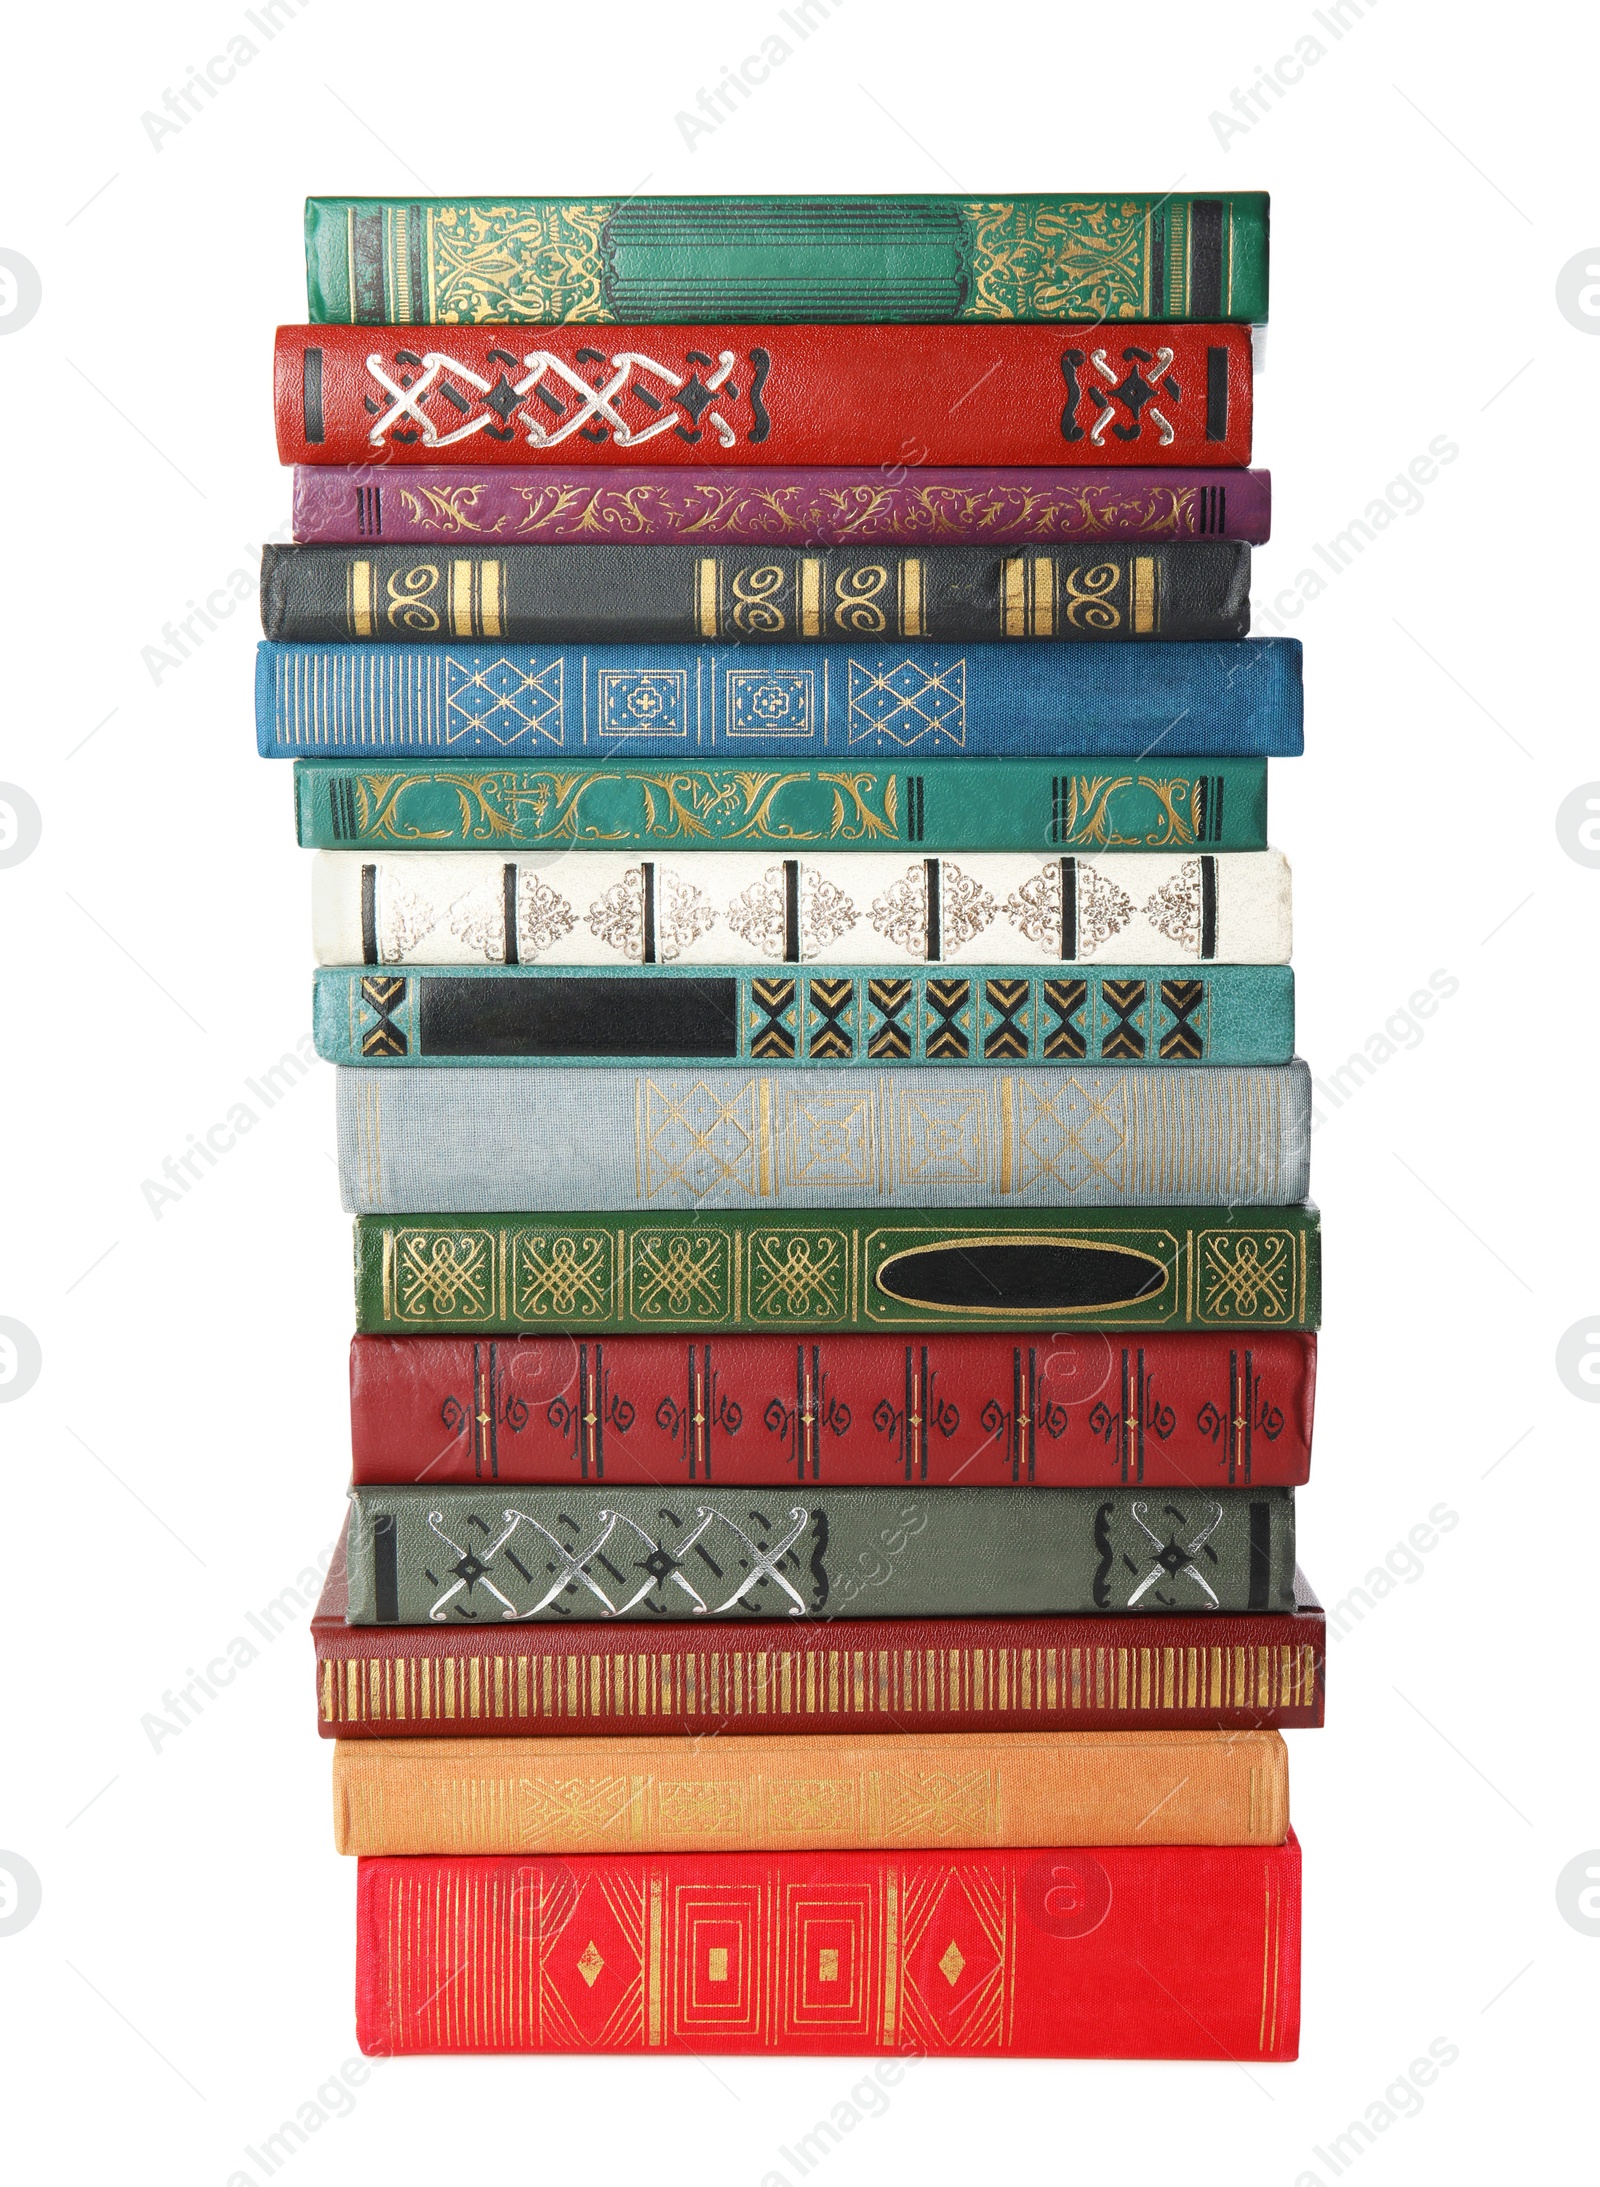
[349,1329,1315,1488]
[276,321,1253,468]
[354,1838,1300,2058]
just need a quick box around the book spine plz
[336,1062,1313,1214]
[305,194,1270,326]
[330,1729,1288,1856]
[262,542,1252,645]
[354,1839,1301,2058]
[294,757,1269,854]
[276,323,1254,469]
[346,1330,1317,1488]
[256,638,1305,758]
[344,1483,1297,1623]
[316,1602,1328,1737]
[352,1205,1322,1335]
[292,465,1274,546]
[314,964,1298,1070]
[312,849,1294,971]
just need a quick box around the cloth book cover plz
[314,963,1297,1070]
[335,1061,1313,1214]
[305,194,1270,325]
[352,1204,1322,1336]
[256,637,1304,758]
[292,465,1273,547]
[347,1329,1316,1489]
[312,1545,1327,1738]
[313,849,1293,970]
[276,322,1254,469]
[343,1483,1298,1624]
[293,757,1268,855]
[330,1728,1289,1855]
[353,1837,1301,2058]
[261,541,1251,645]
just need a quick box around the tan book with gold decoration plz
[331,1728,1288,1856]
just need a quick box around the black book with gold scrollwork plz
[261,541,1249,646]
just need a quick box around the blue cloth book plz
[335,1060,1313,1213]
[255,639,1303,758]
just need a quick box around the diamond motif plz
[938,1940,966,1986]
[576,1940,605,1988]
[444,655,566,747]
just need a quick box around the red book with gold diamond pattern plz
[355,1839,1300,2057]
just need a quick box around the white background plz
[1,2,1594,2180]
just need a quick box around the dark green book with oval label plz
[344,1483,1296,1623]
[353,1205,1320,1334]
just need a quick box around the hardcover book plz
[292,464,1273,547]
[295,757,1268,855]
[314,963,1298,1070]
[312,1544,1328,1738]
[305,194,1270,325]
[346,1328,1317,1489]
[331,1728,1289,1855]
[257,637,1305,758]
[275,323,1254,469]
[313,849,1294,969]
[344,1482,1297,1623]
[352,1204,1323,1335]
[261,541,1251,645]
[335,1061,1313,1214]
[354,1838,1302,2058]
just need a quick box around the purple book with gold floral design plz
[293,465,1270,549]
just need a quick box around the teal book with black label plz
[313,963,1296,1068]
[353,1204,1321,1334]
[294,757,1266,853]
[336,1062,1312,1213]
[344,1484,1297,1624]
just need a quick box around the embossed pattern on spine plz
[305,194,1270,325]
[262,542,1251,644]
[274,323,1255,470]
[346,1329,1316,1487]
[334,1061,1313,1213]
[312,849,1292,970]
[291,466,1273,546]
[293,758,1267,853]
[350,1204,1322,1335]
[257,638,1304,758]
[344,1483,1298,1623]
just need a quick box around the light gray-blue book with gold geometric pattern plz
[336,1061,1311,1213]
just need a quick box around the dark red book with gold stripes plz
[349,1329,1315,1488]
[311,1534,1326,1739]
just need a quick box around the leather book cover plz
[343,1482,1298,1623]
[294,756,1269,854]
[330,1727,1289,1855]
[275,322,1254,469]
[312,1539,1328,1737]
[256,636,1305,759]
[352,1203,1322,1336]
[353,1836,1301,2057]
[313,963,1298,1070]
[346,1329,1316,1489]
[291,464,1273,547]
[312,848,1294,970]
[305,193,1270,325]
[261,541,1251,645]
[335,1062,1313,1214]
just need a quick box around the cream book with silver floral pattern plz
[311,848,1291,968]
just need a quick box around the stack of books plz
[263,189,1320,2060]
